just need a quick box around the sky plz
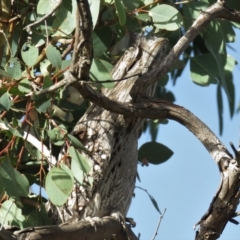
[129,31,240,239]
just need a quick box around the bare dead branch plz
[151,209,167,240]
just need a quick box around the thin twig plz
[175,0,195,4]
[31,71,142,96]
[151,209,167,240]
[24,0,62,32]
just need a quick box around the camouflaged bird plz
[51,36,168,223]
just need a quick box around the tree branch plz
[3,217,137,240]
[130,1,240,98]
[32,1,240,97]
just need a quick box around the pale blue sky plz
[129,30,240,239]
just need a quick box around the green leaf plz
[3,119,23,138]
[46,45,62,69]
[138,142,173,165]
[202,21,230,98]
[67,134,88,152]
[21,43,39,67]
[61,60,71,70]
[7,58,22,80]
[40,60,51,76]
[35,98,51,113]
[183,1,209,28]
[69,146,92,184]
[122,0,141,11]
[0,68,11,79]
[47,129,58,142]
[90,58,114,88]
[149,121,158,142]
[219,20,236,43]
[0,199,25,226]
[149,4,183,31]
[0,92,13,111]
[0,173,5,200]
[217,84,223,135]
[114,0,126,26]
[43,75,53,89]
[60,163,74,182]
[63,0,72,12]
[190,54,218,85]
[53,140,65,146]
[0,157,29,198]
[47,127,65,142]
[93,32,107,57]
[94,27,113,52]
[27,203,52,227]
[18,78,32,93]
[158,74,169,87]
[88,0,100,29]
[52,5,75,36]
[224,55,236,117]
[148,194,161,214]
[45,167,73,206]
[37,0,59,15]
[25,142,37,157]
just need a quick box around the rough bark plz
[1,217,137,240]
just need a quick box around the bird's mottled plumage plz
[53,36,168,223]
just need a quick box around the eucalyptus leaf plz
[45,167,73,206]
[149,4,183,31]
[88,0,100,29]
[90,58,114,88]
[18,78,32,93]
[0,157,29,198]
[21,43,39,67]
[52,5,75,36]
[217,84,223,135]
[69,147,92,184]
[0,92,13,111]
[46,45,62,69]
[114,0,126,26]
[0,199,25,227]
[138,142,173,165]
[7,58,22,80]
[37,0,59,15]
[67,134,87,152]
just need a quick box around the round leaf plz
[45,167,73,206]
[52,7,75,36]
[7,58,22,80]
[149,4,183,31]
[21,43,39,67]
[46,45,62,69]
[138,142,173,165]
